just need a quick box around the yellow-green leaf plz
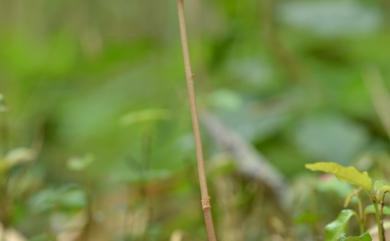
[305,162,373,191]
[120,109,170,126]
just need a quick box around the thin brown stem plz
[176,1,218,241]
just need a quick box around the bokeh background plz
[0,0,389,240]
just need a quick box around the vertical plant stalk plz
[380,201,387,241]
[378,191,390,241]
[176,1,218,241]
[373,197,386,241]
[357,199,365,234]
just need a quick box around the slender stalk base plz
[176,1,217,241]
[373,199,386,241]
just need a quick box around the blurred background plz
[0,0,389,240]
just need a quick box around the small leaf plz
[120,109,170,126]
[305,162,373,191]
[1,148,36,172]
[325,209,356,241]
[5,148,36,164]
[59,187,87,210]
[341,233,372,241]
[365,205,390,216]
[29,185,87,213]
[67,153,94,171]
[207,89,243,111]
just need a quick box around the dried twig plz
[176,1,218,240]
[201,112,289,210]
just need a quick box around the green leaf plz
[29,185,87,213]
[5,147,36,165]
[67,153,94,171]
[365,204,390,216]
[207,89,242,111]
[280,1,381,37]
[305,162,373,191]
[0,147,37,173]
[120,108,170,126]
[325,209,356,241]
[294,115,369,163]
[341,233,372,241]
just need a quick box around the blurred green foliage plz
[0,0,389,240]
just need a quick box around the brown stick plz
[176,1,218,241]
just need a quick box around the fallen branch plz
[201,112,289,209]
